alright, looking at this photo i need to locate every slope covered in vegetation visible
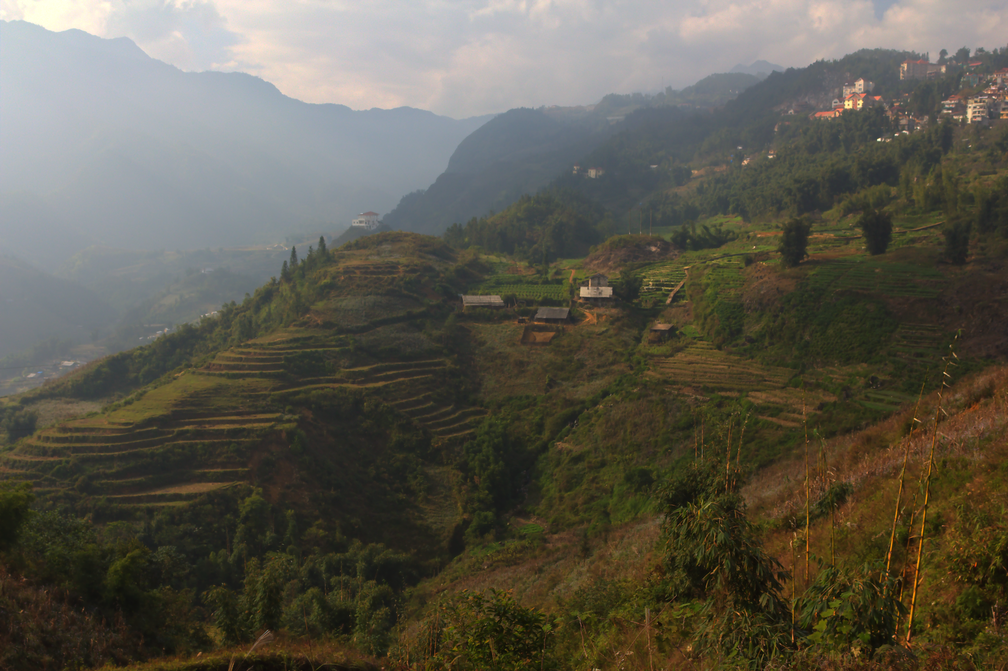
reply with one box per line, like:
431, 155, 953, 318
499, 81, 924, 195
3, 46, 1008, 671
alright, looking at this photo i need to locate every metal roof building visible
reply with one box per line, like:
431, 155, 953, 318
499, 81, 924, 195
534, 307, 570, 323
462, 295, 506, 309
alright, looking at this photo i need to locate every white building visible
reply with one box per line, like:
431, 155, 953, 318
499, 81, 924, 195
967, 98, 989, 124
351, 211, 381, 230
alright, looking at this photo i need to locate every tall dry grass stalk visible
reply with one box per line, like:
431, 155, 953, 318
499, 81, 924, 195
885, 379, 927, 586
804, 389, 810, 587
906, 338, 958, 645
228, 630, 275, 671
817, 434, 836, 568
790, 533, 797, 645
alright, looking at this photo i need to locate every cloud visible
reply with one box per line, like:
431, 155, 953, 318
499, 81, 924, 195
104, 0, 241, 71
4, 0, 1007, 117
2, 0, 240, 71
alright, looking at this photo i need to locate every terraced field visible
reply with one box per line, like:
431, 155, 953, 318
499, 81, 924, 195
808, 258, 944, 298
473, 275, 568, 301
891, 322, 946, 362
198, 329, 486, 441
649, 341, 793, 391
647, 340, 842, 427
1, 402, 278, 508
702, 257, 746, 297
2, 316, 486, 512
640, 263, 687, 300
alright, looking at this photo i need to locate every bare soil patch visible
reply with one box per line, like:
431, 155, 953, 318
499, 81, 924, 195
740, 262, 797, 313
584, 237, 678, 275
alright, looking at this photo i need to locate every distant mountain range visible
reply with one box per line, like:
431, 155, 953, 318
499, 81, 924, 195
0, 20, 492, 269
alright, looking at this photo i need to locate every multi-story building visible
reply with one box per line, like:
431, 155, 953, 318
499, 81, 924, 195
900, 59, 946, 80
966, 98, 989, 124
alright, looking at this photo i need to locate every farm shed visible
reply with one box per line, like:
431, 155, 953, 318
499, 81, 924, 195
534, 307, 570, 324
650, 323, 676, 342
462, 295, 505, 310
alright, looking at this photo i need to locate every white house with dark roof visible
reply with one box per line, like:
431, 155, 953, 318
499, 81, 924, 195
352, 212, 381, 230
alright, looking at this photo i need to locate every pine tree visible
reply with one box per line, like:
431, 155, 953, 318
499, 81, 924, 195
289, 246, 298, 268
281, 259, 290, 281
317, 235, 327, 256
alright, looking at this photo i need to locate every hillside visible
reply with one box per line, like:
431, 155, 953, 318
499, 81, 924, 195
0, 20, 491, 269
0, 255, 116, 360
383, 108, 616, 235
3, 188, 1008, 666
3, 45, 1008, 671
384, 68, 773, 237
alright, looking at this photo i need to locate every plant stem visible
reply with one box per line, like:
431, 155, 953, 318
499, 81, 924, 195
886, 379, 926, 585
907, 338, 957, 645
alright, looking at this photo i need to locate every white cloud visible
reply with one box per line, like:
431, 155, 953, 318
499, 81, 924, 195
4, 0, 1006, 117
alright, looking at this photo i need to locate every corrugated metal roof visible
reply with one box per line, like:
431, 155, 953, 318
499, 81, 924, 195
462, 295, 505, 307
535, 307, 570, 320
651, 323, 675, 331
580, 286, 613, 299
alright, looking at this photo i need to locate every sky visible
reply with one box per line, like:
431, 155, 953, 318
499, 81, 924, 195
2, 0, 1005, 118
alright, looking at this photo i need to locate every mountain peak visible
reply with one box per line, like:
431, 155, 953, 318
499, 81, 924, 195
729, 60, 786, 77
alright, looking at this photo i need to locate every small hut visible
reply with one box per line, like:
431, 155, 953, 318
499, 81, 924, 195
650, 323, 676, 343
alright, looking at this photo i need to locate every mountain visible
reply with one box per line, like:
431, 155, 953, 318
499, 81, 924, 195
383, 69, 771, 237
0, 255, 116, 360
383, 108, 617, 235
730, 59, 786, 77
0, 20, 492, 269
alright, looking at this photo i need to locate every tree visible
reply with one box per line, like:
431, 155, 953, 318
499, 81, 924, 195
2, 407, 38, 441
317, 234, 327, 256
289, 246, 298, 268
955, 47, 971, 64
944, 219, 971, 265
938, 48, 948, 64
778, 217, 812, 267
858, 209, 893, 255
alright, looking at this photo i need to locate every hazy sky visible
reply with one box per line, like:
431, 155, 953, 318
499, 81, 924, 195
2, 0, 1005, 117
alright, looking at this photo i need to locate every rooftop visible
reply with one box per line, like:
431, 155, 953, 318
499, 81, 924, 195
462, 295, 505, 308
535, 307, 570, 321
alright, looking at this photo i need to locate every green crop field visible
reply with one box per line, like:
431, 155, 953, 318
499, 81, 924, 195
472, 274, 568, 301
